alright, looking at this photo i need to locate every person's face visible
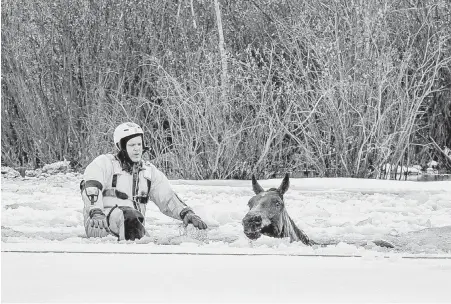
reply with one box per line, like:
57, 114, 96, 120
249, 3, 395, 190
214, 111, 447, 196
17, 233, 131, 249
126, 136, 143, 163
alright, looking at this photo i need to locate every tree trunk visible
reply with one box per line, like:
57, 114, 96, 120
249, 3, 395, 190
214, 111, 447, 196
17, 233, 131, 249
213, 0, 228, 102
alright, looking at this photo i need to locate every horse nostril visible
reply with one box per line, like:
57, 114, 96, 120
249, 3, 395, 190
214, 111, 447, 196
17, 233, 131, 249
243, 214, 263, 228
250, 215, 262, 226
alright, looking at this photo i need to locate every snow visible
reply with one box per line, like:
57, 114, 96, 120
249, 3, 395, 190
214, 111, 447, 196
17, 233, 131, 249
2, 173, 450, 255
1, 171, 451, 302
2, 252, 451, 303
428, 160, 439, 167
381, 163, 422, 174
0, 167, 20, 179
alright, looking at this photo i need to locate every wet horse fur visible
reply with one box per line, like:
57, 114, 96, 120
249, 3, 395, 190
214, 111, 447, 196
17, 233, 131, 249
242, 174, 394, 248
242, 173, 312, 245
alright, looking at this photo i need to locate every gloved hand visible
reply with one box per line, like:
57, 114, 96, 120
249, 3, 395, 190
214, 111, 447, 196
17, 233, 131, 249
86, 208, 110, 238
182, 211, 208, 230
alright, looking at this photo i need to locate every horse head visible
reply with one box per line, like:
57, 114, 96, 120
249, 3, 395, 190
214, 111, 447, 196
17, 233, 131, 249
242, 173, 311, 245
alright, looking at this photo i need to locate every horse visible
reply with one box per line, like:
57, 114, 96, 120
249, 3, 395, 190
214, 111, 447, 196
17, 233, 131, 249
242, 173, 394, 248
242, 173, 313, 245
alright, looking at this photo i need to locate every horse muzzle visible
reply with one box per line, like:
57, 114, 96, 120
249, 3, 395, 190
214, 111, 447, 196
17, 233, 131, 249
242, 213, 264, 240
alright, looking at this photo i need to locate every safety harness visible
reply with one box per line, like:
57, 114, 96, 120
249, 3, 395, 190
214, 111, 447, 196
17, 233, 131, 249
101, 163, 152, 210
98, 162, 152, 240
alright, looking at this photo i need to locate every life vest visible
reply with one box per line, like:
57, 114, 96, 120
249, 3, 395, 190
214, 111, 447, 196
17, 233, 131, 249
81, 153, 189, 221
82, 154, 151, 213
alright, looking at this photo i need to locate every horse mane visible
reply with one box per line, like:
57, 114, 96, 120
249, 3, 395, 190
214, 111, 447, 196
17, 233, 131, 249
265, 189, 310, 244
249, 178, 312, 246
278, 209, 311, 245
258, 189, 310, 244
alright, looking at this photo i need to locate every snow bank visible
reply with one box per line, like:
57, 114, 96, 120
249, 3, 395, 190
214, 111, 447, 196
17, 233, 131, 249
1, 160, 78, 180
2, 171, 451, 257
1, 166, 21, 178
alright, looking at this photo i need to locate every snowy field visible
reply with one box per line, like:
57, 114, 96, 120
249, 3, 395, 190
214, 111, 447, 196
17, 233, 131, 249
2, 172, 451, 302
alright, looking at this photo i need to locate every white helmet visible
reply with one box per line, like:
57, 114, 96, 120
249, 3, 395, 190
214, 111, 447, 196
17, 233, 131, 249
113, 122, 144, 150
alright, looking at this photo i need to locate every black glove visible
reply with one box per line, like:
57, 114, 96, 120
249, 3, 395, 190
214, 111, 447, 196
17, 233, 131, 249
182, 211, 208, 230
86, 208, 110, 238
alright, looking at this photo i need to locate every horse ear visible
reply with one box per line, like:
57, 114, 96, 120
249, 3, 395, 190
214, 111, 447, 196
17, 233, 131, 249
278, 173, 290, 195
252, 174, 264, 194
